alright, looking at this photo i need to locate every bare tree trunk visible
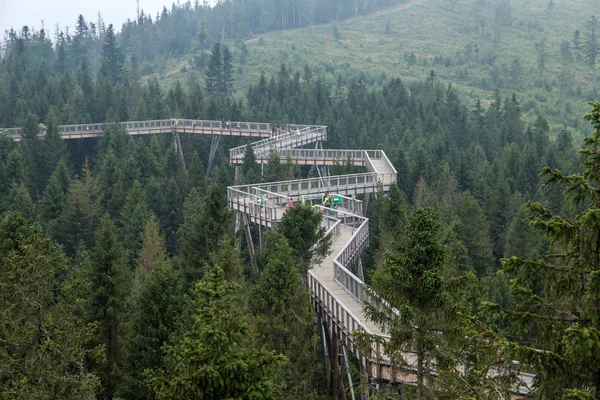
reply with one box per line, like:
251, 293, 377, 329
417, 337, 424, 400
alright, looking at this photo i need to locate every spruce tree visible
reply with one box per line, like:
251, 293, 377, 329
583, 16, 598, 90
205, 43, 222, 96
0, 213, 99, 399
241, 144, 260, 184
187, 150, 206, 194
119, 180, 149, 265
135, 213, 167, 289
364, 208, 468, 400
57, 162, 99, 255
120, 260, 185, 400
278, 203, 331, 280
251, 232, 321, 397
100, 24, 125, 84
147, 265, 285, 400
89, 214, 131, 399
494, 102, 600, 397
455, 191, 494, 275
263, 149, 284, 182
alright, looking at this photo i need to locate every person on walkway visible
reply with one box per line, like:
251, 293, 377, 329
322, 192, 330, 215
226, 120, 231, 130
192, 120, 196, 130
237, 121, 241, 130
285, 198, 293, 214
222, 119, 225, 128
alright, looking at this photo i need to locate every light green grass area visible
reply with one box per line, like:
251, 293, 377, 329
148, 0, 598, 135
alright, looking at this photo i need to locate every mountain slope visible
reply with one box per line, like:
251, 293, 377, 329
150, 0, 598, 133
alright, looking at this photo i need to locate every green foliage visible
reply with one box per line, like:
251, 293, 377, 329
178, 184, 231, 284
89, 214, 131, 399
241, 144, 260, 184
365, 208, 470, 399
263, 149, 284, 182
251, 232, 321, 396
135, 213, 167, 288
146, 264, 285, 400
120, 260, 185, 400
0, 213, 99, 399
100, 24, 125, 84
119, 180, 149, 265
205, 43, 234, 97
495, 102, 600, 397
455, 191, 494, 276
57, 161, 99, 255
278, 203, 332, 279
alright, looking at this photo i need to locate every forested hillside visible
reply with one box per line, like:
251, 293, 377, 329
2, 0, 600, 398
130, 0, 598, 133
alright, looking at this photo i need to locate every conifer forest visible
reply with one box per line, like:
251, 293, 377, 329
1, 0, 600, 399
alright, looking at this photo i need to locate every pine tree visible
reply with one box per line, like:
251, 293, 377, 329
456, 191, 494, 275
57, 161, 99, 255
89, 214, 131, 399
364, 208, 467, 400
100, 24, 125, 84
205, 43, 234, 97
119, 260, 185, 400
583, 16, 598, 90
178, 188, 207, 283
135, 213, 167, 289
0, 213, 99, 399
205, 43, 222, 96
221, 45, 234, 96
6, 183, 36, 221
119, 180, 149, 265
263, 149, 284, 182
147, 265, 285, 399
41, 158, 72, 235
573, 30, 581, 77
187, 150, 206, 194
250, 231, 321, 396
241, 145, 260, 184
278, 203, 332, 280
378, 182, 408, 254
494, 102, 600, 397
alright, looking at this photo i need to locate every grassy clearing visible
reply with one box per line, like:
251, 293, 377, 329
148, 0, 598, 136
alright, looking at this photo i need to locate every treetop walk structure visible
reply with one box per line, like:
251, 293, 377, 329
2, 118, 272, 141
4, 118, 533, 398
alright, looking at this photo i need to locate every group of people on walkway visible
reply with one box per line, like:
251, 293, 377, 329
222, 119, 242, 130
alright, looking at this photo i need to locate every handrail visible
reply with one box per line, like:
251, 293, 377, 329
6, 118, 272, 141
229, 126, 327, 160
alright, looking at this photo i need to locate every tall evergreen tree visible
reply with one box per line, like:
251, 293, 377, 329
119, 259, 185, 400
0, 213, 99, 399
278, 203, 331, 280
251, 231, 321, 397
119, 180, 149, 265
494, 102, 600, 397
584, 16, 598, 90
147, 265, 285, 399
57, 160, 99, 254
89, 214, 131, 399
364, 208, 467, 400
241, 144, 260, 184
205, 43, 222, 96
100, 24, 125, 84
135, 213, 167, 289
205, 43, 234, 97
